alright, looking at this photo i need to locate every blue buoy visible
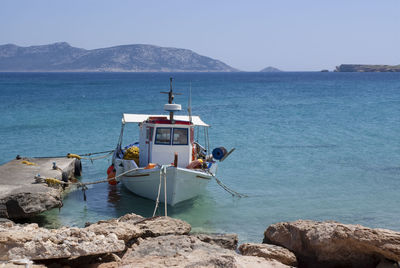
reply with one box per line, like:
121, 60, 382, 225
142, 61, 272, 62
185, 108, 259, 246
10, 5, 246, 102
212, 147, 227, 160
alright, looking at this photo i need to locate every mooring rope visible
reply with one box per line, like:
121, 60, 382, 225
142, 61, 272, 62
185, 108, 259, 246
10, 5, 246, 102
35, 166, 144, 201
67, 151, 114, 162
80, 150, 115, 156
213, 176, 248, 198
152, 167, 163, 217
163, 165, 168, 217
152, 165, 169, 217
30, 150, 115, 161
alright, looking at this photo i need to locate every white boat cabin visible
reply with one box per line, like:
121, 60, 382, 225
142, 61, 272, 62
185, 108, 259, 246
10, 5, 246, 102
122, 113, 209, 168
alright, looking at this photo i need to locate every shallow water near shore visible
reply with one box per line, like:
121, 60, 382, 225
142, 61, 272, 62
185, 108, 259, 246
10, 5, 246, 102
1, 72, 400, 242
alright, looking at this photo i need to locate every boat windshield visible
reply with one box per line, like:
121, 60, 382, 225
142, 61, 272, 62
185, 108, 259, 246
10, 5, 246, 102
155, 128, 171, 145
154, 127, 189, 146
173, 128, 188, 145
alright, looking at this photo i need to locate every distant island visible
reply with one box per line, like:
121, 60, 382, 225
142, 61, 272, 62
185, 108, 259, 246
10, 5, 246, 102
260, 66, 282, 72
0, 42, 238, 72
335, 64, 400, 72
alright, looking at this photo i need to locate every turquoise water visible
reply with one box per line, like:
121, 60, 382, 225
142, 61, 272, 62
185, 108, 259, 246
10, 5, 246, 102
1, 72, 399, 242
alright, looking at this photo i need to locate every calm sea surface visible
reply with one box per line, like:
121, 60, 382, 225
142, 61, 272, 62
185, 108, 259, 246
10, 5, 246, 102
1, 72, 399, 242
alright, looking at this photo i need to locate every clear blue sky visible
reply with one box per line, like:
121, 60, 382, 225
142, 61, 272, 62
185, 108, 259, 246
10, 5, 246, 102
1, 0, 400, 71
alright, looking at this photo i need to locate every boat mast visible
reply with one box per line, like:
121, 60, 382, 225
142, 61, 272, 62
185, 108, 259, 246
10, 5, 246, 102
168, 77, 174, 121
161, 77, 182, 122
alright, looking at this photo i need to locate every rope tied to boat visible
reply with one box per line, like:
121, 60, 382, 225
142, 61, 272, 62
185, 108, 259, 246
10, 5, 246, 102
34, 166, 143, 200
153, 165, 169, 217
75, 166, 149, 200
67, 150, 114, 163
28, 149, 115, 163
212, 175, 248, 198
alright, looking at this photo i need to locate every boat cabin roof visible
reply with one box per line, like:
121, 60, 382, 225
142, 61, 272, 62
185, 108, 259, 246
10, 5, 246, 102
123, 113, 210, 127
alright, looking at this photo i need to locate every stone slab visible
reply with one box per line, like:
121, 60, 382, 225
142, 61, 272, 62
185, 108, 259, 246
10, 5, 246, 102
0, 157, 77, 219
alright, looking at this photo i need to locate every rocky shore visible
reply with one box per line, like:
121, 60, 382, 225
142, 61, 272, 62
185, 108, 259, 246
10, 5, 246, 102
1, 214, 399, 268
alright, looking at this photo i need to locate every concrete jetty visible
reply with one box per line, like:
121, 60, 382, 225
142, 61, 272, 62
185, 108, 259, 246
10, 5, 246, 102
0, 157, 80, 219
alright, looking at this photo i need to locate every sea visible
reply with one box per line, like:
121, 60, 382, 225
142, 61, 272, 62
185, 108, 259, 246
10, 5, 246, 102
0, 72, 399, 243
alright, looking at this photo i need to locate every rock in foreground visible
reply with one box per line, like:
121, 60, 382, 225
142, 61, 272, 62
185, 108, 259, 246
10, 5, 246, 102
264, 220, 400, 268
119, 235, 289, 268
0, 214, 190, 262
239, 243, 298, 266
0, 214, 290, 268
0, 220, 125, 261
5, 215, 400, 267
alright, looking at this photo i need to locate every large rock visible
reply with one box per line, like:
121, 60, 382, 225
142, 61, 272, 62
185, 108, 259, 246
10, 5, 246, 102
120, 234, 290, 268
239, 243, 298, 266
264, 220, 400, 267
0, 157, 77, 219
0, 188, 62, 219
0, 214, 191, 262
0, 221, 125, 261
86, 215, 191, 243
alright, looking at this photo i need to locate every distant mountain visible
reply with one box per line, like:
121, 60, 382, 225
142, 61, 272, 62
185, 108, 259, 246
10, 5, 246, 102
0, 42, 238, 72
335, 64, 400, 72
259, 66, 282, 72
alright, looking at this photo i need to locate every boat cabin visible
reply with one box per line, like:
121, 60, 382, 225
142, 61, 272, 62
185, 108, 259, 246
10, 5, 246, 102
122, 113, 209, 168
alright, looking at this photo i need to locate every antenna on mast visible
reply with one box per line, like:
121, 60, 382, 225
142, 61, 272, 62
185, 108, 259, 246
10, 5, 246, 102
168, 77, 174, 104
160, 77, 175, 103
188, 81, 193, 124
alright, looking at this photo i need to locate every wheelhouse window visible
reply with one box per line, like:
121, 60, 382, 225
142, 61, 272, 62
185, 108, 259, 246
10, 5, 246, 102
173, 128, 188, 145
155, 128, 171, 145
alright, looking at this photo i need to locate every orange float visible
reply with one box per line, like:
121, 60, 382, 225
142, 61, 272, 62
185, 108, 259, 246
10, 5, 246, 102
107, 164, 117, 185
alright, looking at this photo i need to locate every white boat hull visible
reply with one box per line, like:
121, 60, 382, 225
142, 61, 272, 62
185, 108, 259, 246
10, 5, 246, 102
115, 160, 212, 205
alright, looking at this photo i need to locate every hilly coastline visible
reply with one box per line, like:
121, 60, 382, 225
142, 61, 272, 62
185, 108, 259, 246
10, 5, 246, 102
0, 42, 238, 72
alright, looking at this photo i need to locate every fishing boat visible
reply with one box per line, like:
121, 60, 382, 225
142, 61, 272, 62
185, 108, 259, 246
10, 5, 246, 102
109, 78, 232, 205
